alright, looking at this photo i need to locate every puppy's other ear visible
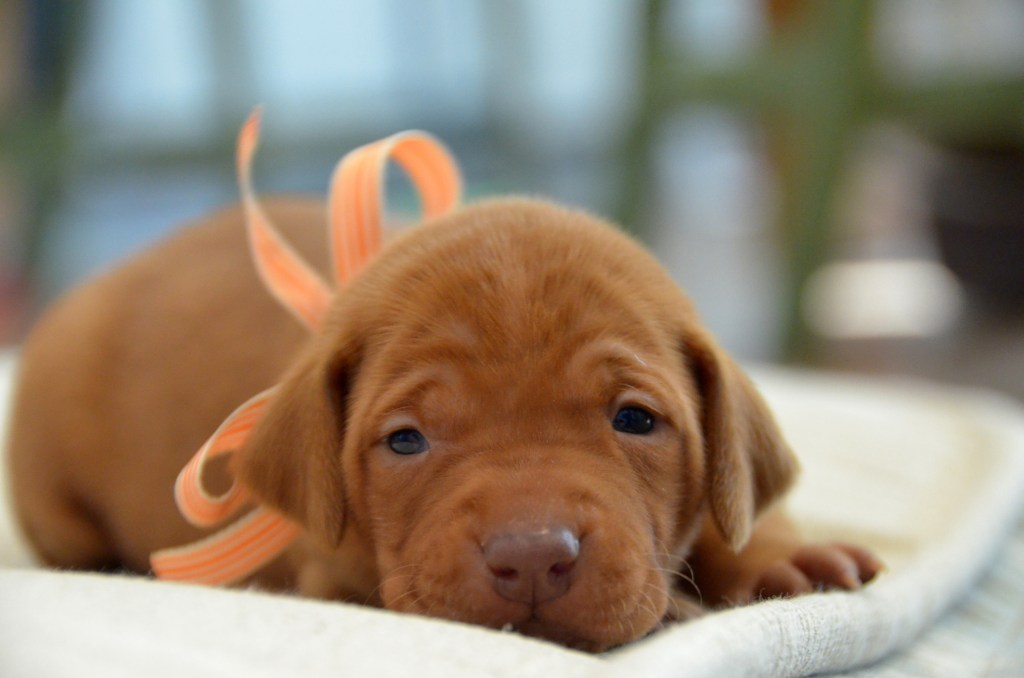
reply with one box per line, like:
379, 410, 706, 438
684, 328, 799, 552
234, 343, 349, 547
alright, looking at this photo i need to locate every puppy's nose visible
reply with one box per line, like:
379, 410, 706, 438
483, 526, 580, 605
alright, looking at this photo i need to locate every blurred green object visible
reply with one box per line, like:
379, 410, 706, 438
0, 0, 83, 296
620, 0, 1024, 362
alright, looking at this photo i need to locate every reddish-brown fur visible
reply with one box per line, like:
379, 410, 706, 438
8, 197, 878, 651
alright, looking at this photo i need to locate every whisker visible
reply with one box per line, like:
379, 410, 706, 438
650, 557, 703, 607
376, 565, 428, 614
636, 584, 662, 623
373, 562, 420, 596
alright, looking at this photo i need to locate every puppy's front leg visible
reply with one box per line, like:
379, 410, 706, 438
687, 508, 882, 607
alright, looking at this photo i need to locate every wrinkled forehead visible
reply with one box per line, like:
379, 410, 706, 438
337, 200, 693, 342
351, 296, 691, 439
363, 241, 680, 373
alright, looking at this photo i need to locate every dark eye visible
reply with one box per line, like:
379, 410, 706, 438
387, 428, 430, 455
612, 407, 655, 435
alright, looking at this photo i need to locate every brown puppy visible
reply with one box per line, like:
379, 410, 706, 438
8, 197, 878, 651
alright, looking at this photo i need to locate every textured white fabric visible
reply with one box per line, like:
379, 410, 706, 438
2, 355, 1024, 677
0, 569, 601, 678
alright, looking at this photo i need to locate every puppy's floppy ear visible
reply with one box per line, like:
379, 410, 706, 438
233, 342, 350, 548
683, 327, 799, 552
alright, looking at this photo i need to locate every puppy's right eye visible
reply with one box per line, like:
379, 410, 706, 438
387, 428, 430, 455
612, 406, 655, 435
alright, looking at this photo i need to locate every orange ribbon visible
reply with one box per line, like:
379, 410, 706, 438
150, 109, 462, 585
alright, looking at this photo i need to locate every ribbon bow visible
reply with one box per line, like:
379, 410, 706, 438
150, 109, 461, 585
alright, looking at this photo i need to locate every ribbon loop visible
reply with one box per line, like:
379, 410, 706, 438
172, 387, 277, 528
328, 131, 462, 285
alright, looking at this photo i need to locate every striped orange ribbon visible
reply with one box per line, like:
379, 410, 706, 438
150, 108, 462, 585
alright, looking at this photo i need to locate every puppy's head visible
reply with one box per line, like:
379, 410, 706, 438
237, 198, 797, 651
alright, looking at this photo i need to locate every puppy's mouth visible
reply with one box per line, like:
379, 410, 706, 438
389, 571, 666, 652
492, 602, 663, 653
500, 612, 604, 652
388, 569, 657, 652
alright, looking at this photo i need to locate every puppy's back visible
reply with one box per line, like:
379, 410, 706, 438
8, 198, 327, 570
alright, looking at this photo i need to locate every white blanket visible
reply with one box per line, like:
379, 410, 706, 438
3, 355, 1024, 677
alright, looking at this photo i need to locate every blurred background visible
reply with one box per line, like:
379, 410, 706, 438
1, 0, 1023, 397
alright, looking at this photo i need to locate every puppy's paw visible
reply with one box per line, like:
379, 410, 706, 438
751, 543, 883, 600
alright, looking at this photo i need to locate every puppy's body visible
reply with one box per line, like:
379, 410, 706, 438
10, 199, 325, 575
9, 198, 876, 650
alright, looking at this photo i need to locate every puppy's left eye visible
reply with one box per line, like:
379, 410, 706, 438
612, 407, 655, 435
387, 428, 430, 455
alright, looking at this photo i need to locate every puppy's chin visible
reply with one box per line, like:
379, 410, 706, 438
506, 597, 667, 653
379, 543, 670, 652
385, 581, 667, 652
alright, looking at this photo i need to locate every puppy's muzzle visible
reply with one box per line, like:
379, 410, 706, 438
482, 526, 580, 605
